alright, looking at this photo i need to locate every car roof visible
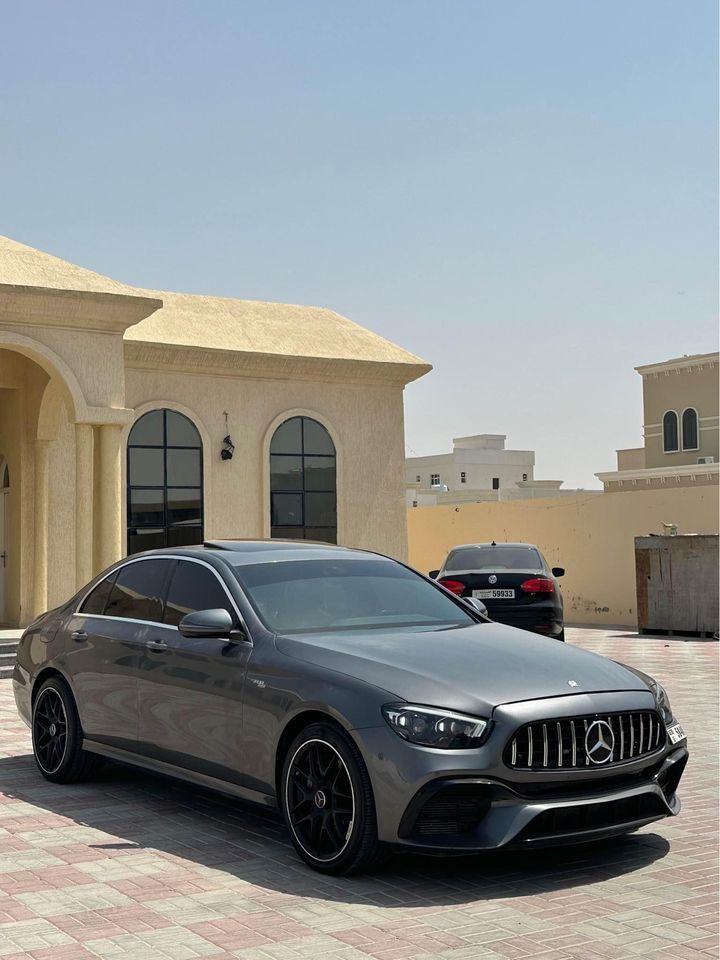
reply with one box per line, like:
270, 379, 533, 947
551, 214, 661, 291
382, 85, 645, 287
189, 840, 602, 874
449, 542, 541, 551
134, 539, 390, 567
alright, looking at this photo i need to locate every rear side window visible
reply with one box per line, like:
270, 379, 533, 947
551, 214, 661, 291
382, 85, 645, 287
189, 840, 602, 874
79, 573, 117, 615
104, 560, 170, 622
445, 545, 543, 571
163, 560, 235, 627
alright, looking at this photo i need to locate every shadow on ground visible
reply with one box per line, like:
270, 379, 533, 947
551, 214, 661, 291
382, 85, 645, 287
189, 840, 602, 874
0, 753, 670, 906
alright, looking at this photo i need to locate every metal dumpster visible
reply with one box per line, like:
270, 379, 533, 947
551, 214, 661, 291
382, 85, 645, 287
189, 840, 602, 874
635, 534, 719, 637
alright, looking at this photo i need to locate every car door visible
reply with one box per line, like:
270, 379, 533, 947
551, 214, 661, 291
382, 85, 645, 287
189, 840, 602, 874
66, 558, 174, 752
137, 557, 251, 784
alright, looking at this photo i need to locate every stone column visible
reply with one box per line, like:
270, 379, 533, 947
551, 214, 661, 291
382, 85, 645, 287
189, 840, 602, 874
97, 423, 123, 571
32, 439, 50, 618
75, 423, 94, 588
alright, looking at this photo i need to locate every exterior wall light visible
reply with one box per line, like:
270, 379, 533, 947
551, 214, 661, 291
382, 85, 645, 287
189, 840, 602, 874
221, 411, 235, 460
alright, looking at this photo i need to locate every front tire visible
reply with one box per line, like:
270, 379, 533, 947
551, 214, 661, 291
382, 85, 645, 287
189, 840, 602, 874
280, 721, 385, 875
32, 677, 98, 783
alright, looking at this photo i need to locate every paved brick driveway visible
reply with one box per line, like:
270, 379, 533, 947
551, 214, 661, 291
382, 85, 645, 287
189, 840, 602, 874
0, 628, 717, 960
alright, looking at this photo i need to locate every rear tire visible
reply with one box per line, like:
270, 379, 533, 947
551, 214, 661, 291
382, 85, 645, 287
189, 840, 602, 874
32, 677, 98, 783
280, 721, 386, 875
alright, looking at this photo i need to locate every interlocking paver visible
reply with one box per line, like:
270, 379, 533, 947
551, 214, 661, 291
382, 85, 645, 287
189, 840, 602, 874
0, 628, 717, 959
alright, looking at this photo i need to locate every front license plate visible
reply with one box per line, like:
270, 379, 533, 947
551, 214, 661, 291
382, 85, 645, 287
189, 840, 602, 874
666, 723, 685, 745
473, 589, 515, 600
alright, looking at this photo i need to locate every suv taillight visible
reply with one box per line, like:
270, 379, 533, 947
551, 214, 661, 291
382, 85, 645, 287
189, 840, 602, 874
438, 578, 465, 595
520, 577, 555, 594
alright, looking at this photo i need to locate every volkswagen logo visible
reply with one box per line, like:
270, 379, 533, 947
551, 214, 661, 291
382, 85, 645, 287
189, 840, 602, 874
585, 720, 615, 765
488, 574, 498, 585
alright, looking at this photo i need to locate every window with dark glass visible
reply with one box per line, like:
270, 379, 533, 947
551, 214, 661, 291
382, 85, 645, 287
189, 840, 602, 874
163, 560, 235, 627
492, 477, 500, 490
79, 573, 118, 615
270, 416, 336, 543
127, 409, 203, 554
663, 411, 679, 452
104, 560, 170, 622
682, 408, 698, 450
460, 471, 466, 484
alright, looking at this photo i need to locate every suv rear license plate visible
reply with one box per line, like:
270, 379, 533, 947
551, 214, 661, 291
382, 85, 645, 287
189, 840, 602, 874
473, 589, 515, 600
666, 723, 685, 745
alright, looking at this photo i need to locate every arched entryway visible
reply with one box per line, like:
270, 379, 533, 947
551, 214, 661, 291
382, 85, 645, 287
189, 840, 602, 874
0, 460, 9, 624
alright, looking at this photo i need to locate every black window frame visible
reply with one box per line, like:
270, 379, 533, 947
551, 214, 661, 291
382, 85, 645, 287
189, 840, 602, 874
681, 408, 699, 451
492, 477, 500, 490
127, 409, 204, 555
663, 411, 679, 453
270, 416, 337, 544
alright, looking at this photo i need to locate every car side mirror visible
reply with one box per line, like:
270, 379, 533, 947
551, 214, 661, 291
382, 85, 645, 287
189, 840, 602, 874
551, 567, 565, 578
428, 570, 440, 579
178, 608, 245, 641
464, 597, 488, 617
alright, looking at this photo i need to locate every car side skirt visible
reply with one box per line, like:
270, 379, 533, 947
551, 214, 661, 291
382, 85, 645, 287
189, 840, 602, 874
82, 739, 278, 809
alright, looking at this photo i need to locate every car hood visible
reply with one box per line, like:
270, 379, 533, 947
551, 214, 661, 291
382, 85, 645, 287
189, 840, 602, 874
276, 622, 649, 716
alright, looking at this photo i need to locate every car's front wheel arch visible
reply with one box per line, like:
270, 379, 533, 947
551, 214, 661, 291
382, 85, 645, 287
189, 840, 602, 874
275, 710, 351, 801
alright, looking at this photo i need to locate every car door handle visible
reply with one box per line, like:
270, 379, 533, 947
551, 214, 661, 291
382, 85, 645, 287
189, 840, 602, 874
71, 630, 88, 642
146, 640, 168, 652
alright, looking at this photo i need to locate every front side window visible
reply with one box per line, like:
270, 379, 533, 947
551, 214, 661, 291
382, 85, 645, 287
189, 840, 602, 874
270, 416, 337, 543
663, 411, 679, 453
682, 408, 698, 450
127, 409, 204, 554
105, 559, 170, 622
234, 558, 474, 633
164, 560, 235, 627
445, 545, 543, 572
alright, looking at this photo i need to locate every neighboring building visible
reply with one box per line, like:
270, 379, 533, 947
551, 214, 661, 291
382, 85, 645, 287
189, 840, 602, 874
405, 434, 589, 506
596, 352, 719, 492
0, 235, 430, 626
406, 434, 535, 492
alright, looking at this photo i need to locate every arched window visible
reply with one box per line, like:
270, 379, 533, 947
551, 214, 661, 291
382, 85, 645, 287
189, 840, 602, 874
127, 409, 203, 555
682, 408, 698, 451
270, 416, 337, 543
662, 411, 679, 453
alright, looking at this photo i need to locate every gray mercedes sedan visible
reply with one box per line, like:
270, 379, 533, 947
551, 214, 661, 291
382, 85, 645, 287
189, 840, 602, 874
13, 541, 688, 875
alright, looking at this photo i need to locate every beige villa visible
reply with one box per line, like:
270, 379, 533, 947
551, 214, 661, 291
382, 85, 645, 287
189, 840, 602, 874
596, 352, 719, 492
0, 235, 430, 627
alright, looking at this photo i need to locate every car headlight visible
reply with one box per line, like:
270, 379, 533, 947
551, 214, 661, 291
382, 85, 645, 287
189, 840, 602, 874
651, 681, 673, 723
382, 704, 488, 749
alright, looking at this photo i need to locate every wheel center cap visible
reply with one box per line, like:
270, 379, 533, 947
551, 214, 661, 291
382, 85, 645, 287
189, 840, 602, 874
314, 790, 326, 809
49, 723, 57, 736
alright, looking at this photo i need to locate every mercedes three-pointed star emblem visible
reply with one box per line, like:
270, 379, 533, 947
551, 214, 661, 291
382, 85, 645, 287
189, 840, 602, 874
585, 720, 615, 765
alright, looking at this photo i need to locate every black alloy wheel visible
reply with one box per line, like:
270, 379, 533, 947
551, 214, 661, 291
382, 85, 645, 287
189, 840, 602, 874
286, 738, 354, 861
281, 722, 385, 875
31, 677, 98, 783
33, 687, 67, 774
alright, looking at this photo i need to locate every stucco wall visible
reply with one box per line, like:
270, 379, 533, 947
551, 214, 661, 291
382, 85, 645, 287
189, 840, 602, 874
124, 367, 409, 562
407, 487, 720, 627
643, 362, 719, 467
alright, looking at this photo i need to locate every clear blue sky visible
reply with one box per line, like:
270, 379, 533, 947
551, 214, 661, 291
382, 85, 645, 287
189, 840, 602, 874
1, 1, 717, 487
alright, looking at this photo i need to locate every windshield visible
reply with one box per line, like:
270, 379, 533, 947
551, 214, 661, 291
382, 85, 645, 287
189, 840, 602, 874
233, 558, 476, 633
445, 545, 543, 571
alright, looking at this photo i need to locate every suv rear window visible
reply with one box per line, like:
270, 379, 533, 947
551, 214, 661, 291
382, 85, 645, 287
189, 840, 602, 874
445, 545, 543, 571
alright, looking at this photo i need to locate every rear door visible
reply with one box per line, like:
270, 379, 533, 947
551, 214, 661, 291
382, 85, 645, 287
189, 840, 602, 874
137, 558, 251, 784
67, 558, 174, 752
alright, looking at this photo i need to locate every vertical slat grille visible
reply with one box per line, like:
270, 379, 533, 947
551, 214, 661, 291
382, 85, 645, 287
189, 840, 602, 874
506, 711, 665, 770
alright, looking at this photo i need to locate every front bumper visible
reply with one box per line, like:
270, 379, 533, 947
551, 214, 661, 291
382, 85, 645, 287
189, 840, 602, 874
355, 691, 688, 852
395, 748, 687, 851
